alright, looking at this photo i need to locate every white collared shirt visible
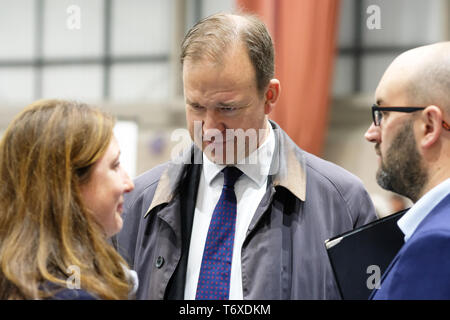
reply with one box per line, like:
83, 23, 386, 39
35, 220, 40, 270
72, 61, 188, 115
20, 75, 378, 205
184, 121, 275, 300
397, 178, 450, 242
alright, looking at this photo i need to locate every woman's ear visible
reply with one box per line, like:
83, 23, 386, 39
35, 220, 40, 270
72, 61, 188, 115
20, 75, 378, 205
264, 79, 280, 115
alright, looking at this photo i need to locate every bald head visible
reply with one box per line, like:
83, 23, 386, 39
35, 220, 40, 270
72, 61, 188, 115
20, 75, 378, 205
378, 42, 450, 113
369, 42, 450, 199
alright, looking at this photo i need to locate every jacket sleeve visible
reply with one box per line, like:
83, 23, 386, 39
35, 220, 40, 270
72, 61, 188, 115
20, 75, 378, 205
320, 164, 378, 229
383, 230, 450, 299
345, 179, 378, 228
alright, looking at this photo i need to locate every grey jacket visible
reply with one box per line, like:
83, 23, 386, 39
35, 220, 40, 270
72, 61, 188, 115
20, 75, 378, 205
116, 121, 377, 299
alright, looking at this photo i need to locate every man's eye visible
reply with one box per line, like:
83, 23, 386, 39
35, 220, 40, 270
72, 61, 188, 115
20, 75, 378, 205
191, 104, 204, 111
220, 107, 236, 112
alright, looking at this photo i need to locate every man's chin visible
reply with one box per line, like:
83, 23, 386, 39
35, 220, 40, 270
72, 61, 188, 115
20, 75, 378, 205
376, 169, 394, 192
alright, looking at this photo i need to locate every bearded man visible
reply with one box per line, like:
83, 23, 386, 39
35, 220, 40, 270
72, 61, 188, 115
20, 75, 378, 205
365, 42, 450, 299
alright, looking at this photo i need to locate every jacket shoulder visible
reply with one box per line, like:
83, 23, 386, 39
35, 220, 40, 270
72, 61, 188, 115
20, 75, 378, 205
49, 288, 97, 300
379, 228, 450, 299
302, 150, 376, 225
42, 282, 98, 300
303, 151, 368, 195
374, 196, 450, 299
124, 162, 169, 210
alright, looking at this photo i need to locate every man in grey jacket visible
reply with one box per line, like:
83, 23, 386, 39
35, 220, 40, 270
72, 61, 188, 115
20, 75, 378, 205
116, 12, 376, 300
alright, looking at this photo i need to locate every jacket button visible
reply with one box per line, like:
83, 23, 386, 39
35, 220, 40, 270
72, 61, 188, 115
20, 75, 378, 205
156, 256, 164, 268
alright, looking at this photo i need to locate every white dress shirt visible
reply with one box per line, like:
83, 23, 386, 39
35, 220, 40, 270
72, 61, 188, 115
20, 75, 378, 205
184, 122, 275, 300
397, 178, 450, 242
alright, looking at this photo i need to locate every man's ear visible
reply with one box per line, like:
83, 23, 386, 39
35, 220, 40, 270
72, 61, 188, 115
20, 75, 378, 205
264, 79, 280, 115
420, 105, 443, 149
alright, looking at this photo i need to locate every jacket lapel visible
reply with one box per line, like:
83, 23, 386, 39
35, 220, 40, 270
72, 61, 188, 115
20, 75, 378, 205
369, 247, 403, 299
246, 121, 307, 235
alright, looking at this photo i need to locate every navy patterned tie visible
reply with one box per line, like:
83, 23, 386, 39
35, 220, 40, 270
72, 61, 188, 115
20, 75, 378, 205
196, 166, 243, 300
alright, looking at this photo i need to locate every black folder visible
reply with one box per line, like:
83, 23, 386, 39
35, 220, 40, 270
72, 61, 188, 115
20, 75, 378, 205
325, 209, 408, 300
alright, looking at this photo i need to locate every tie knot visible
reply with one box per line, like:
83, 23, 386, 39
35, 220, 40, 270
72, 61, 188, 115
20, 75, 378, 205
222, 166, 242, 188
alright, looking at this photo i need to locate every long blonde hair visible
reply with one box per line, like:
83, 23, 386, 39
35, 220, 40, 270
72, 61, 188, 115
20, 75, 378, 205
0, 99, 130, 299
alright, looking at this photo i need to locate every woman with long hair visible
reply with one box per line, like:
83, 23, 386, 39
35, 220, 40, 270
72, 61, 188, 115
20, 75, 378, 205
0, 99, 135, 299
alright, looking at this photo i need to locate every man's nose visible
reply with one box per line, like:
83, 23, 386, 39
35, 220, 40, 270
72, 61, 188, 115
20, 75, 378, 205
364, 123, 381, 144
203, 109, 225, 133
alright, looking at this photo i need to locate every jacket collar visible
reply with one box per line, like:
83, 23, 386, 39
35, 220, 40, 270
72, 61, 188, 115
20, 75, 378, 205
269, 120, 307, 201
145, 120, 307, 217
144, 146, 201, 217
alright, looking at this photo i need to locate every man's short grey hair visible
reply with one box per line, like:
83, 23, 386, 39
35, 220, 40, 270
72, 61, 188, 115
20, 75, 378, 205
181, 12, 275, 95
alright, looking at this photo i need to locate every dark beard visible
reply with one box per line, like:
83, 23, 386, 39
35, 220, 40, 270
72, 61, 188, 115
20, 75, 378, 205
376, 120, 428, 202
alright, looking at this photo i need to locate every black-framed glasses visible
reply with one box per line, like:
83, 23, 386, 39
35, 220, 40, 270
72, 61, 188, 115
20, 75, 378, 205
371, 104, 450, 131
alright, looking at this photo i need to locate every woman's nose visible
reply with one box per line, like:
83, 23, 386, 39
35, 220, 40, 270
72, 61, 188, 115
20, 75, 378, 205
123, 170, 135, 193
